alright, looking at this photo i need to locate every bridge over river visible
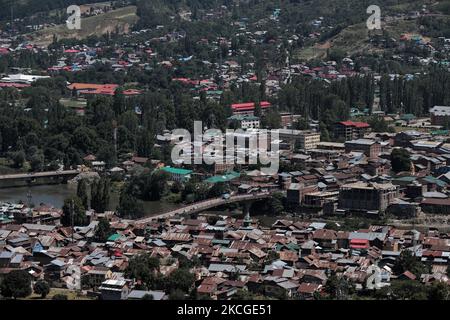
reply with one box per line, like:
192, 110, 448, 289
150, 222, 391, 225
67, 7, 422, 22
133, 192, 276, 224
0, 170, 80, 188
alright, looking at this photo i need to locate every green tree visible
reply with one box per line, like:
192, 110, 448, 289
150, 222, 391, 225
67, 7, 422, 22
125, 253, 160, 287
427, 282, 450, 300
231, 289, 255, 300
324, 273, 355, 300
0, 270, 32, 299
141, 293, 154, 300
393, 250, 429, 278
377, 280, 428, 300
168, 289, 186, 300
165, 269, 195, 294
91, 178, 110, 213
77, 179, 89, 209
61, 197, 88, 227
10, 150, 26, 168
391, 148, 411, 173
94, 218, 113, 242
33, 280, 50, 298
29, 150, 44, 172
117, 191, 144, 219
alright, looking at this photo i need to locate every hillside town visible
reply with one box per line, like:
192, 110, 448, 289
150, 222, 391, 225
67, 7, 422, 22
0, 0, 450, 301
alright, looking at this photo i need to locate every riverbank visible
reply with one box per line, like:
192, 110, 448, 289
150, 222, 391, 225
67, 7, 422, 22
0, 184, 181, 217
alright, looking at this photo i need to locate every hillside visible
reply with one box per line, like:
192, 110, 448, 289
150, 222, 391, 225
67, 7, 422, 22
0, 0, 96, 20
296, 0, 448, 61
25, 5, 139, 47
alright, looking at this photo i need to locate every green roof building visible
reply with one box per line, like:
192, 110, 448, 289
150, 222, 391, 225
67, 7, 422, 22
162, 167, 193, 182
107, 234, 121, 242
206, 171, 241, 184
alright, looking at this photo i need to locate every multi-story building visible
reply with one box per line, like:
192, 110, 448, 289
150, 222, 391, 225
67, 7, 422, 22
227, 115, 260, 129
345, 139, 381, 158
430, 105, 450, 126
280, 113, 302, 128
338, 182, 399, 212
99, 279, 130, 300
231, 101, 271, 116
161, 167, 193, 182
334, 121, 370, 141
287, 183, 318, 205
278, 129, 321, 150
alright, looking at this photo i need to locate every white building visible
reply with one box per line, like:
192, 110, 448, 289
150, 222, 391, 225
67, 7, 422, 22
1, 74, 50, 84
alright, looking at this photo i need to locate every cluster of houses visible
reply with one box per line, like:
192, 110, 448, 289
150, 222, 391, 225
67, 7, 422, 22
0, 211, 449, 300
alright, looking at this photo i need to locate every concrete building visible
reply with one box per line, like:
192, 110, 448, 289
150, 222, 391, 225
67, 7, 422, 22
334, 121, 370, 141
303, 191, 339, 208
339, 182, 399, 212
287, 183, 318, 205
345, 139, 381, 158
161, 167, 192, 182
228, 115, 260, 129
430, 106, 450, 126
279, 129, 321, 150
231, 101, 271, 116
99, 279, 130, 300
1, 74, 50, 84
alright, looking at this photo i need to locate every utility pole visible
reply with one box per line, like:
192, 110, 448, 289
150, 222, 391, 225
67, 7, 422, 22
10, 0, 14, 34
71, 199, 75, 243
113, 120, 118, 160
27, 186, 32, 219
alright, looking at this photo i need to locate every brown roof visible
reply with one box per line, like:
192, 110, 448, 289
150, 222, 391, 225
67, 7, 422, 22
298, 282, 322, 294
279, 251, 299, 262
83, 154, 96, 161
421, 198, 450, 206
161, 233, 191, 242
313, 229, 337, 240
197, 284, 216, 294
400, 271, 417, 280
132, 156, 149, 164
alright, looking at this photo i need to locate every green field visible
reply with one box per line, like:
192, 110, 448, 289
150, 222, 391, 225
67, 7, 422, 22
26, 6, 139, 47
25, 288, 95, 300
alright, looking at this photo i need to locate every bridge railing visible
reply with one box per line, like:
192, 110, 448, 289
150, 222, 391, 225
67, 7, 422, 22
135, 192, 274, 223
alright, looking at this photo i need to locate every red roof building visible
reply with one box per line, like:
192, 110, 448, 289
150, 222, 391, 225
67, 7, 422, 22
349, 239, 370, 249
335, 121, 370, 141
0, 82, 31, 89
231, 101, 272, 115
68, 83, 142, 97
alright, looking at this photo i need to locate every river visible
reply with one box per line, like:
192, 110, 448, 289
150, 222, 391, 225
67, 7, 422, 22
0, 185, 180, 217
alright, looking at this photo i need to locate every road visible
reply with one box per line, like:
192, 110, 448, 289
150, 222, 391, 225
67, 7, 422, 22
133, 192, 276, 224
0, 170, 79, 181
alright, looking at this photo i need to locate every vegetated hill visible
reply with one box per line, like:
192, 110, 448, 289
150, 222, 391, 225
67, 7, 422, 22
296, 0, 447, 61
0, 0, 97, 21
25, 6, 139, 47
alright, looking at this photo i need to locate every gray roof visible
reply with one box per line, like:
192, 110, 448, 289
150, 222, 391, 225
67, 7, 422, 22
349, 232, 386, 241
309, 222, 326, 230
10, 254, 23, 264
277, 280, 299, 290
23, 224, 56, 232
208, 264, 246, 273
0, 251, 13, 259
50, 259, 66, 267
128, 290, 166, 300
430, 105, 450, 116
